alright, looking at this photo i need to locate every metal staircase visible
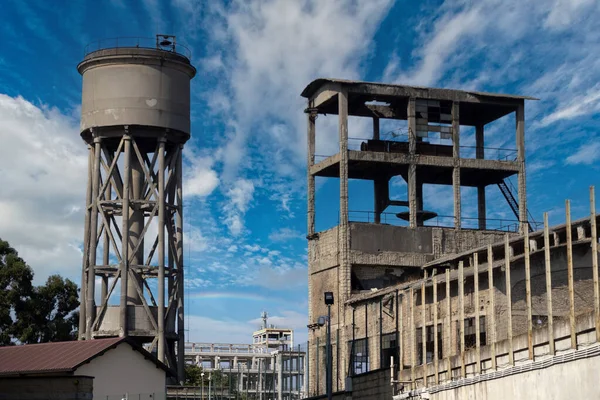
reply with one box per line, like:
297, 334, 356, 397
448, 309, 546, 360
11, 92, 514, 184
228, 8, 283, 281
497, 179, 536, 232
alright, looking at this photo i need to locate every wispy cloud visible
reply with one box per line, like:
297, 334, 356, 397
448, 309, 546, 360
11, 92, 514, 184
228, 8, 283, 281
199, 0, 393, 233
565, 141, 600, 166
539, 86, 600, 127
222, 179, 255, 235
269, 227, 304, 242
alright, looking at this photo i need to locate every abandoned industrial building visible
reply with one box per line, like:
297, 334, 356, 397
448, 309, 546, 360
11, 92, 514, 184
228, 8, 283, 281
169, 313, 306, 399
0, 29, 597, 400
302, 79, 600, 399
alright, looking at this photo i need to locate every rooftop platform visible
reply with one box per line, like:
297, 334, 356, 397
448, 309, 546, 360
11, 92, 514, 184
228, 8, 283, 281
301, 78, 537, 126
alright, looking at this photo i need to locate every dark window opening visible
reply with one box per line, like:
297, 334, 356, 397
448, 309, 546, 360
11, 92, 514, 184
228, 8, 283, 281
533, 315, 549, 329
348, 338, 369, 376
381, 333, 399, 368
460, 316, 486, 350
416, 324, 443, 365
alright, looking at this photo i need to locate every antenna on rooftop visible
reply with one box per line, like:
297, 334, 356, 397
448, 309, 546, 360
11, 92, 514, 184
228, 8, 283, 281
261, 311, 268, 329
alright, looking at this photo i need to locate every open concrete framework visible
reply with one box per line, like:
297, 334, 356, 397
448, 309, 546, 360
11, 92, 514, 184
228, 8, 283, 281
301, 79, 599, 399
176, 319, 306, 400
303, 79, 537, 396
77, 38, 196, 384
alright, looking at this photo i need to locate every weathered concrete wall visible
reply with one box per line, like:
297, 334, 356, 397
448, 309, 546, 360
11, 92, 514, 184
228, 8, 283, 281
435, 229, 508, 255
309, 239, 597, 396
0, 376, 93, 400
425, 349, 600, 400
309, 227, 339, 273
350, 224, 433, 254
315, 224, 513, 270
351, 369, 393, 400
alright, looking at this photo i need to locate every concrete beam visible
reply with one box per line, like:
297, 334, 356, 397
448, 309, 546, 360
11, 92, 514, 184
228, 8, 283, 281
309, 82, 341, 109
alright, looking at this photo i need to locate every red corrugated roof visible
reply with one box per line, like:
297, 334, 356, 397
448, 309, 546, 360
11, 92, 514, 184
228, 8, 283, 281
0, 337, 125, 376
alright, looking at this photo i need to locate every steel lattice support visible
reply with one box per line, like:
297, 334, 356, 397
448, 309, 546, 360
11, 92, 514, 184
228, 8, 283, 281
78, 128, 185, 382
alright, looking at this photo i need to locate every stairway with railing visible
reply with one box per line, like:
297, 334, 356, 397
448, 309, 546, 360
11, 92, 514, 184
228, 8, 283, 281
497, 179, 537, 232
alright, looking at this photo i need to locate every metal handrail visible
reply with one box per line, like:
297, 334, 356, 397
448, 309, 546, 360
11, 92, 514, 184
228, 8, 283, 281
83, 36, 192, 59
347, 210, 533, 232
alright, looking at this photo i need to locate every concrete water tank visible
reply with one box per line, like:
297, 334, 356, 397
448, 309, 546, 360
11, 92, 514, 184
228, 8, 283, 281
77, 42, 196, 141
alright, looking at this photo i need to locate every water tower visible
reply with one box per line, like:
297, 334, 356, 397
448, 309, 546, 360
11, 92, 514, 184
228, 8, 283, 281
77, 35, 196, 383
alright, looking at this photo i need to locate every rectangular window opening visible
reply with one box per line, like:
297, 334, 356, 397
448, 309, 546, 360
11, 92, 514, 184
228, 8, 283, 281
416, 324, 443, 365
348, 338, 369, 376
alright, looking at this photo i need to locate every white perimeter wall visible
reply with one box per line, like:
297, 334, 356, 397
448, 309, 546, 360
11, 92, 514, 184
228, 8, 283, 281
76, 342, 166, 399
429, 353, 600, 400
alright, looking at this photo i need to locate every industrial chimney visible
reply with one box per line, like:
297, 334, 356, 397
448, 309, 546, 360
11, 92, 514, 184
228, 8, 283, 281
77, 35, 196, 383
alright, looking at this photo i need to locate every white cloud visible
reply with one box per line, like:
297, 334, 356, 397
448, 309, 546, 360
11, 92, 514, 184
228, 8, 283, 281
538, 87, 600, 127
565, 141, 600, 165
223, 179, 255, 235
236, 264, 307, 289
243, 244, 261, 252
204, 0, 393, 173
184, 225, 211, 253
269, 227, 303, 242
183, 148, 219, 198
544, 0, 597, 30
0, 94, 86, 283
197, 0, 395, 233
391, 6, 484, 86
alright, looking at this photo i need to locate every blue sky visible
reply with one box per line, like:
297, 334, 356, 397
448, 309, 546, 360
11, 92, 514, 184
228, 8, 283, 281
0, 0, 599, 345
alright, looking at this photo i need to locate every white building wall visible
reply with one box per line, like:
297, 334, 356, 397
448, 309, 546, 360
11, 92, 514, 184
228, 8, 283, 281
76, 343, 166, 400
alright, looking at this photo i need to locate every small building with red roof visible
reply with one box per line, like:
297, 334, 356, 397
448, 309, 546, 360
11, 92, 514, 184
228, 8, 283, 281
0, 337, 170, 400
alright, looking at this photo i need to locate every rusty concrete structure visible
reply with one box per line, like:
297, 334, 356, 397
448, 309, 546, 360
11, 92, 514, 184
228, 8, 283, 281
301, 79, 600, 399
77, 35, 196, 383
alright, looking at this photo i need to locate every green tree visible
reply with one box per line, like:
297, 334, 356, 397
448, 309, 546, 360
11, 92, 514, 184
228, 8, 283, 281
0, 239, 34, 345
14, 275, 79, 343
0, 238, 79, 344
184, 364, 204, 386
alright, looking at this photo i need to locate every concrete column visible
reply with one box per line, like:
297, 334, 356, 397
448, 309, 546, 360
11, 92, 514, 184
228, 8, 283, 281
516, 102, 527, 234
307, 109, 316, 237
277, 353, 283, 400
79, 145, 92, 339
86, 137, 102, 339
408, 98, 418, 228
157, 136, 166, 363
476, 125, 486, 230
374, 179, 385, 224
258, 359, 263, 400
416, 182, 423, 211
338, 89, 351, 394
339, 88, 350, 300
128, 144, 144, 305
176, 145, 185, 384
303, 354, 308, 398
452, 102, 461, 229
101, 183, 110, 303
374, 115, 383, 223
408, 98, 416, 155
